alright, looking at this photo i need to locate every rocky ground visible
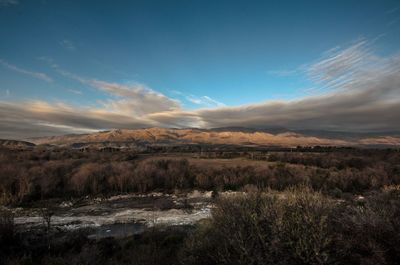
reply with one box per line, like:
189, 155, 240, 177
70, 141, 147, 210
9, 191, 215, 238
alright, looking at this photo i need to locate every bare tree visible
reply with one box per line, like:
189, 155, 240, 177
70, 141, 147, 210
40, 206, 54, 249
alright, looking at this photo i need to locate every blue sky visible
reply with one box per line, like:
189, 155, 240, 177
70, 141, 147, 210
0, 0, 400, 138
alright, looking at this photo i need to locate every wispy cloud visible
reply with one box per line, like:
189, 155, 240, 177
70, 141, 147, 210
186, 95, 225, 107
38, 57, 89, 83
170, 90, 183, 95
386, 6, 400, 26
91, 80, 181, 115
386, 6, 399, 14
0, 59, 53, 82
0, 0, 18, 6
1, 89, 10, 97
67, 89, 82, 95
59, 39, 76, 51
39, 57, 182, 116
305, 39, 372, 91
388, 17, 400, 27
267, 69, 298, 77
171, 89, 225, 108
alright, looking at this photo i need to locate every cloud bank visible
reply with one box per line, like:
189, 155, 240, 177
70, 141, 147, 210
1, 39, 399, 139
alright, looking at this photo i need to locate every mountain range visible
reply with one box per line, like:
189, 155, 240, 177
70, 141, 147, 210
21, 127, 400, 148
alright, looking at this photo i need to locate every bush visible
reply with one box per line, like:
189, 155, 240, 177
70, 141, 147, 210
276, 187, 334, 265
332, 185, 400, 264
0, 208, 14, 243
0, 208, 16, 261
181, 187, 336, 265
181, 185, 400, 265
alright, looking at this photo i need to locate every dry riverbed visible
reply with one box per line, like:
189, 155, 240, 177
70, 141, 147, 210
7, 191, 217, 238
5, 190, 360, 239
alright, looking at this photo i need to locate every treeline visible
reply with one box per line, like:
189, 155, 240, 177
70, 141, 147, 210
0, 148, 400, 204
266, 149, 400, 170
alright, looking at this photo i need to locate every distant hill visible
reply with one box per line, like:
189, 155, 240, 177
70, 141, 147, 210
0, 139, 36, 149
28, 128, 400, 148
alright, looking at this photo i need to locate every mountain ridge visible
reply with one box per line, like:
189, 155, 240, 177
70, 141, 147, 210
27, 127, 400, 147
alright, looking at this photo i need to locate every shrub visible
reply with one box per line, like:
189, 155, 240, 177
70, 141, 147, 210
182, 184, 400, 265
181, 186, 336, 265
332, 185, 400, 264
276, 187, 334, 265
0, 208, 16, 260
0, 208, 14, 243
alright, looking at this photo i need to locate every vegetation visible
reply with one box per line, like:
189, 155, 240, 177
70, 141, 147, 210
181, 186, 400, 265
1, 147, 400, 264
0, 224, 189, 265
0, 148, 399, 205
1, 186, 400, 264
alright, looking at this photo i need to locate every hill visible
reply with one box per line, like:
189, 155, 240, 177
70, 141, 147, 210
0, 139, 36, 149
28, 128, 400, 148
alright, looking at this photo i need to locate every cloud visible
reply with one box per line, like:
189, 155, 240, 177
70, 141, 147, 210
170, 90, 183, 95
89, 80, 181, 115
171, 89, 225, 108
1, 89, 10, 98
305, 39, 371, 91
386, 6, 399, 14
0, 59, 183, 138
0, 100, 155, 139
0, 0, 18, 6
67, 89, 82, 95
40, 59, 181, 116
186, 95, 225, 107
194, 40, 400, 132
388, 17, 400, 27
267, 69, 298, 77
0, 59, 53, 82
59, 39, 76, 51
1, 39, 399, 139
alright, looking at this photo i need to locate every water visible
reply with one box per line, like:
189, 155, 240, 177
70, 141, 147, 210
88, 222, 146, 239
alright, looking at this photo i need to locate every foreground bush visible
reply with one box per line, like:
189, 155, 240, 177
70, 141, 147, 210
181, 186, 400, 265
180, 187, 335, 265
332, 185, 400, 264
1, 226, 188, 265
0, 209, 16, 256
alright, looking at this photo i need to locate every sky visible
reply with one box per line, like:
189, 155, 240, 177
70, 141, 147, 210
0, 0, 400, 139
